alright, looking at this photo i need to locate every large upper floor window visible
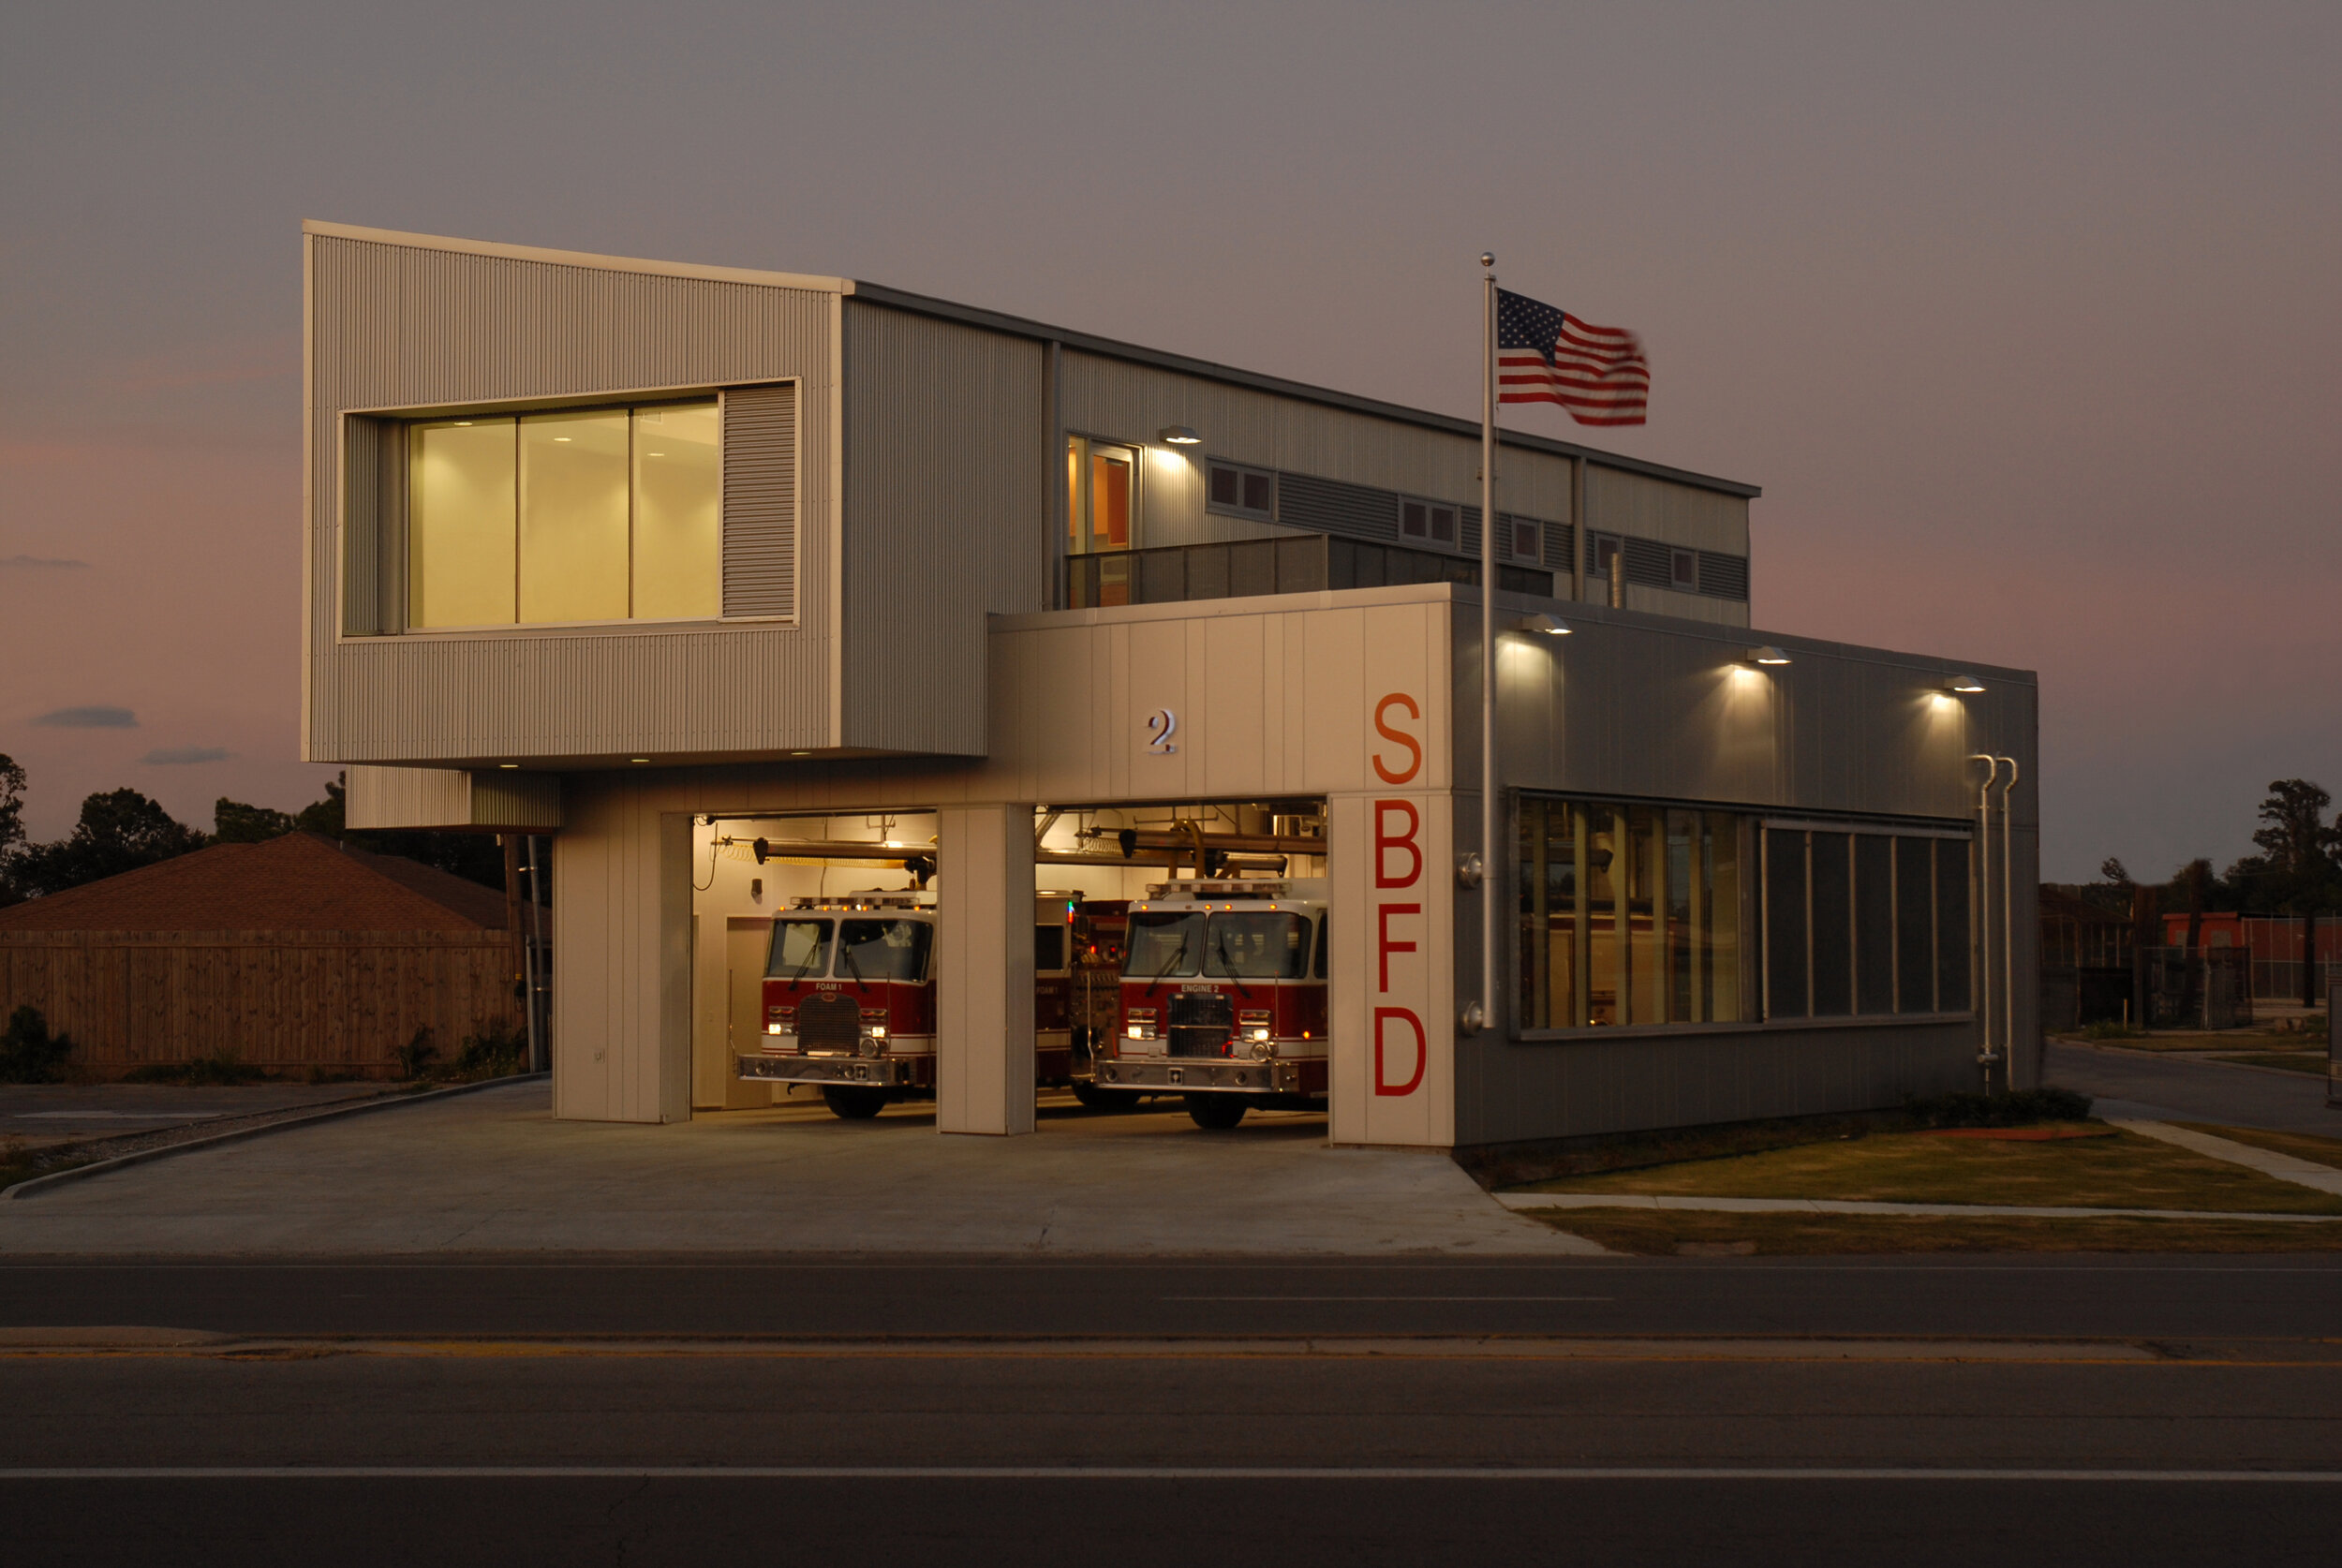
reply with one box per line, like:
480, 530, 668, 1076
408, 400, 719, 629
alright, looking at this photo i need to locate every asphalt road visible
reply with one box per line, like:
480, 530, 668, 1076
5, 1255, 2340, 1565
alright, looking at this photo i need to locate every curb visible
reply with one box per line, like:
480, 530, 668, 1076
4, 1072, 549, 1203
2052, 1040, 2335, 1085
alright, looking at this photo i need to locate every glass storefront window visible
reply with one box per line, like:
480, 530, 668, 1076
1519, 798, 1744, 1028
407, 398, 720, 629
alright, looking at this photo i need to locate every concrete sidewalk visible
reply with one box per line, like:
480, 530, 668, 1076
0, 1080, 1599, 1257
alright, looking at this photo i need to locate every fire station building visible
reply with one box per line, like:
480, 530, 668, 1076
305, 220, 2039, 1152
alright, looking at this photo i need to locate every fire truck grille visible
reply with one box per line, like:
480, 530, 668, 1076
1165, 992, 1234, 1058
794, 992, 861, 1055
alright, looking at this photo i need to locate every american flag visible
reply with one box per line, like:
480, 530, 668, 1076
1496, 288, 1649, 426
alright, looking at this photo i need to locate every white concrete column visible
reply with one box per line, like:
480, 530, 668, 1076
935, 803, 1036, 1135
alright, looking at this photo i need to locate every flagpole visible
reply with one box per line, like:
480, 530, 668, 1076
1477, 253, 1499, 1041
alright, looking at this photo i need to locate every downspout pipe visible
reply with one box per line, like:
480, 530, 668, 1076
1995, 756, 2020, 1093
1968, 755, 2004, 1086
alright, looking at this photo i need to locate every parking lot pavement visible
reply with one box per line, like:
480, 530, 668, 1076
0, 1084, 400, 1148
0, 1079, 1598, 1257
2047, 1041, 2342, 1135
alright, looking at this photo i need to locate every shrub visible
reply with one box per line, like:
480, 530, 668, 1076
2083, 1019, 2149, 1041
1905, 1087, 2096, 1129
0, 1006, 75, 1084
452, 1021, 527, 1080
393, 1027, 437, 1081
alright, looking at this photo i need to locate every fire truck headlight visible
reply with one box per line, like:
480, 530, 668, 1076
1247, 1027, 1270, 1042
765, 1024, 784, 1035
867, 1025, 887, 1039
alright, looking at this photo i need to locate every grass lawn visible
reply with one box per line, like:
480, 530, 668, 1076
1538, 1209, 2342, 1256
1504, 1125, 2342, 1214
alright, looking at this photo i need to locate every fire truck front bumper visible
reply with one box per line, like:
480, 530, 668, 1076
1093, 1058, 1320, 1096
734, 1053, 930, 1087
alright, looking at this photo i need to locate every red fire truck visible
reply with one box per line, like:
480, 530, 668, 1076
1090, 879, 1329, 1129
736, 892, 1128, 1118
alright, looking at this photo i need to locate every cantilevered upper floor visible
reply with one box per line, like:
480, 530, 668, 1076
304, 221, 1759, 771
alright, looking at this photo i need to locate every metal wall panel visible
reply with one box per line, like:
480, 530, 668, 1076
720, 382, 796, 618
308, 231, 837, 763
1586, 463, 1747, 554
839, 302, 1046, 755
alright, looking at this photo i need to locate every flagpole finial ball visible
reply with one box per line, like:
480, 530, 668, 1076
1479, 252, 1494, 268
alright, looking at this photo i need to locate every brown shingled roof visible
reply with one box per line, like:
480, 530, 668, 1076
0, 832, 511, 933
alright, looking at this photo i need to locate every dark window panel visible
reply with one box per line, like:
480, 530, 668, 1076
1810, 831, 1852, 1016
1764, 828, 1808, 1018
1855, 834, 1894, 1014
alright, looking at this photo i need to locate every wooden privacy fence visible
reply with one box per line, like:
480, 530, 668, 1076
0, 930, 523, 1078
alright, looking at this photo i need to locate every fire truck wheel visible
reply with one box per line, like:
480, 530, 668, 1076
821, 1086, 891, 1119
1072, 1082, 1143, 1111
1184, 1094, 1247, 1131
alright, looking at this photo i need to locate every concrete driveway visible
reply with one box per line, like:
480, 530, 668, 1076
0, 1080, 1596, 1257
2047, 1040, 2342, 1135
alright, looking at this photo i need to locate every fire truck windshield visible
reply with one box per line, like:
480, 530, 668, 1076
1124, 910, 1204, 978
837, 919, 933, 983
1204, 911, 1312, 979
765, 919, 833, 979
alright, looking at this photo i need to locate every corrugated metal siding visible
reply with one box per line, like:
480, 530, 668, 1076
1062, 349, 1585, 522
720, 382, 796, 618
1586, 462, 1747, 553
308, 232, 837, 763
839, 303, 1046, 756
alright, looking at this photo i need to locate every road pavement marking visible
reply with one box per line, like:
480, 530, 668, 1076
0, 1466, 2338, 1482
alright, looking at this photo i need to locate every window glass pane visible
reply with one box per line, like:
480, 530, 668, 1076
1585, 808, 1622, 1024
1123, 910, 1204, 978
1855, 835, 1894, 1014
1313, 913, 1327, 980
1067, 439, 1083, 544
1430, 507, 1457, 544
1034, 925, 1067, 973
765, 919, 833, 978
1764, 828, 1808, 1017
1209, 465, 1238, 508
519, 410, 630, 623
1401, 501, 1428, 538
1519, 799, 1578, 1028
1626, 805, 1663, 1023
1515, 521, 1539, 560
1203, 912, 1312, 979
1242, 471, 1273, 513
1894, 837, 1934, 1012
837, 919, 933, 983
630, 402, 719, 620
1090, 453, 1131, 548
1670, 549, 1697, 587
1935, 837, 1973, 1011
1810, 831, 1852, 1015
408, 419, 516, 628
1705, 812, 1742, 1021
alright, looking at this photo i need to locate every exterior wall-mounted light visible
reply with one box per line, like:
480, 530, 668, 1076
497, 762, 519, 769
1746, 645, 1792, 666
1158, 425, 1201, 445
1944, 673, 1985, 693
629, 757, 650, 763
1511, 613, 1572, 636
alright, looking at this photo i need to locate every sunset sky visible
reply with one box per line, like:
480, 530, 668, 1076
2, 1, 2335, 880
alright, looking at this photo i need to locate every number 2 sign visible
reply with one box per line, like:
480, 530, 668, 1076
1144, 709, 1178, 754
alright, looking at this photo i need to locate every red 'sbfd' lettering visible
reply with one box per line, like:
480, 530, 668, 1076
1372, 694, 1422, 785
1374, 799, 1421, 889
1373, 1007, 1427, 1096
1376, 903, 1419, 993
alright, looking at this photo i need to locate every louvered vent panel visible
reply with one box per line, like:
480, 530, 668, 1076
723, 382, 796, 619
1697, 552, 1750, 600
1623, 537, 1673, 588
1275, 472, 1399, 541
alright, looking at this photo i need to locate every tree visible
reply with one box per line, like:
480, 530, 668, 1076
6, 789, 208, 899
214, 797, 297, 843
2250, 779, 2339, 880
2098, 857, 2132, 886
0, 754, 25, 906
